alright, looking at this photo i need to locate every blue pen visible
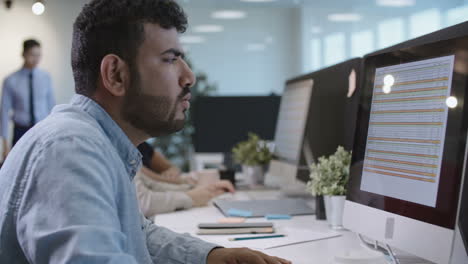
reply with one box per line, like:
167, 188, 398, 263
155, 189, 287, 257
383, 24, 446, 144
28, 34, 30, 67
228, 234, 285, 241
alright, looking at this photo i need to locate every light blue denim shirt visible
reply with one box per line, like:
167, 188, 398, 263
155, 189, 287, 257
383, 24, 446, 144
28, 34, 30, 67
0, 94, 217, 263
0, 68, 56, 138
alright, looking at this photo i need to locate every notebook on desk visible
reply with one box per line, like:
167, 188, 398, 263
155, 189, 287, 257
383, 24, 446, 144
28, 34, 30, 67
213, 198, 314, 218
197, 222, 275, 235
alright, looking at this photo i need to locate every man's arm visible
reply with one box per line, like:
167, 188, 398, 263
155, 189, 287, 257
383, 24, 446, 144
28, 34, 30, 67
16, 137, 139, 264
1, 79, 12, 160
141, 215, 219, 264
142, 216, 292, 264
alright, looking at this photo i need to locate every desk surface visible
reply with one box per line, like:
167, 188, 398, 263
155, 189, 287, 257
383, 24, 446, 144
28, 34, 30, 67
153, 190, 363, 264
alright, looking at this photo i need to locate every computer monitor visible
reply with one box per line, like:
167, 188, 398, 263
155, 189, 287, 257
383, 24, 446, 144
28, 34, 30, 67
191, 95, 280, 153
296, 58, 362, 182
268, 78, 313, 186
343, 32, 468, 263
268, 58, 362, 187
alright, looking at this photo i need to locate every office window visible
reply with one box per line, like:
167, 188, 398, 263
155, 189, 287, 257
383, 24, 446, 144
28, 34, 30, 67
378, 17, 404, 49
311, 38, 321, 70
446, 5, 468, 27
351, 30, 374, 57
324, 32, 345, 67
409, 8, 441, 38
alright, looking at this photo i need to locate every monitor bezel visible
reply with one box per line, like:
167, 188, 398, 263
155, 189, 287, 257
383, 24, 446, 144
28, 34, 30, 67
347, 35, 468, 230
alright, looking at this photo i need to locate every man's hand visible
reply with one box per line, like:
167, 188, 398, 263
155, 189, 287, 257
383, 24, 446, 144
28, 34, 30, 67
207, 247, 292, 264
186, 180, 235, 206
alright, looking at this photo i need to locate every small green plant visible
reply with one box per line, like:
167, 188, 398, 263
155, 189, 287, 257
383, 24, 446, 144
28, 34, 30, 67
232, 133, 274, 166
307, 146, 352, 196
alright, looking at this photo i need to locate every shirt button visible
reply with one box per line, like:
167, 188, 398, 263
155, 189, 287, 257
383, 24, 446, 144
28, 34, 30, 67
129, 160, 136, 165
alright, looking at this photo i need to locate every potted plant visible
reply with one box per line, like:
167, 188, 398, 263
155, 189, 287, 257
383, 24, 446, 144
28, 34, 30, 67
307, 146, 351, 229
232, 133, 274, 186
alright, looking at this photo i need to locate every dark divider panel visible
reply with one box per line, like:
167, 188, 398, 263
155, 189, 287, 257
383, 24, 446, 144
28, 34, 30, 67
192, 95, 281, 153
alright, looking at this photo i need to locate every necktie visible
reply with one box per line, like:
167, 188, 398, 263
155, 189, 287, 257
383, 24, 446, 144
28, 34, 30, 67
29, 71, 35, 126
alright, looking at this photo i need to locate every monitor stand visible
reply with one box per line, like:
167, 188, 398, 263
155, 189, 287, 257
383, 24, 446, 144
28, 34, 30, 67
332, 234, 431, 264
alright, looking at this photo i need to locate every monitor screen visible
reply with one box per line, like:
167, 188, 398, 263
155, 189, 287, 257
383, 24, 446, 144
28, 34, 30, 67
360, 55, 455, 208
345, 34, 468, 263
273, 79, 313, 164
192, 96, 280, 153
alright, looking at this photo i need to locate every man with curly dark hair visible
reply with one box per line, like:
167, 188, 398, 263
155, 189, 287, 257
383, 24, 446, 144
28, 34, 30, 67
0, 0, 291, 263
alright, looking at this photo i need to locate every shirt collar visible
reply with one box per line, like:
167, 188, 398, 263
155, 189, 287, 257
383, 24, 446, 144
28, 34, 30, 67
69, 94, 142, 179
20, 67, 37, 75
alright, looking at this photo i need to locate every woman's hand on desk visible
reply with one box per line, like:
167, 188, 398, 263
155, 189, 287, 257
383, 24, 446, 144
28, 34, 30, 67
186, 180, 235, 206
207, 247, 292, 264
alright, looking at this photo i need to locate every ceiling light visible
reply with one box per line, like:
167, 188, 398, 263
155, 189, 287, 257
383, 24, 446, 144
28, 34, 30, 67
32, 1, 44, 15
383, 74, 395, 86
328, 13, 362, 22
212, 10, 246, 19
246, 43, 266, 51
180, 35, 205, 44
193, 25, 224, 33
382, 85, 392, 94
446, 96, 458, 108
376, 0, 415, 7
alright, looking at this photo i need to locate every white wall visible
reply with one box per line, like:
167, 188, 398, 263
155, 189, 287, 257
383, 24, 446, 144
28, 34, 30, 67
180, 6, 302, 95
0, 0, 86, 105
300, 1, 468, 74
1, 1, 467, 104
0, 1, 302, 102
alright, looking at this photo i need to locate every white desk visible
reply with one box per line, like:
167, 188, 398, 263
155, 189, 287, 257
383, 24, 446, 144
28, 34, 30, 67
154, 190, 363, 264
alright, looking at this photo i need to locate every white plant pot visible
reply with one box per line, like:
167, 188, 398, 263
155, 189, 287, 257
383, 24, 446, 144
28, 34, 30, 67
324, 195, 346, 230
242, 165, 264, 186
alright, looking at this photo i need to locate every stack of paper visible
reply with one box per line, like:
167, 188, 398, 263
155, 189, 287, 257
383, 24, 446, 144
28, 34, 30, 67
197, 222, 274, 235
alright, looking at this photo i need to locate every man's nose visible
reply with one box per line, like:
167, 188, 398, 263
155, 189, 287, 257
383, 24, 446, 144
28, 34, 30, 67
180, 60, 196, 89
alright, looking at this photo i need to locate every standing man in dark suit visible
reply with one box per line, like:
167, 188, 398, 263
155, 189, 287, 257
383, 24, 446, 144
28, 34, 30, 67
0, 39, 55, 160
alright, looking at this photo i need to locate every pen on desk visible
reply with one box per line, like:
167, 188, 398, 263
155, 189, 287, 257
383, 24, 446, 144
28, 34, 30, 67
228, 234, 285, 241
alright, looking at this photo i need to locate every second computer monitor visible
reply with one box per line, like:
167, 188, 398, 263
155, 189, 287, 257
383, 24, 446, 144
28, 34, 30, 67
270, 58, 362, 184
297, 58, 362, 182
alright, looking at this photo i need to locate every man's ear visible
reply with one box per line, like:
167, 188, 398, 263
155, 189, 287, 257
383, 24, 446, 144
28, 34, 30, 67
99, 54, 129, 97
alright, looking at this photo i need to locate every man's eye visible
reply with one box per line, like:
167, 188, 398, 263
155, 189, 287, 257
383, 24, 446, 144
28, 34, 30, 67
163, 57, 178, 63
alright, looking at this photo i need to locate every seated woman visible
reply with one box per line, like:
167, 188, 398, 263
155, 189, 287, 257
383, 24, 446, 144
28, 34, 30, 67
135, 142, 235, 218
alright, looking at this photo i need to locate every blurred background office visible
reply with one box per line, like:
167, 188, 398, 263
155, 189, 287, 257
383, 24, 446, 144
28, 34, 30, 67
0, 0, 467, 163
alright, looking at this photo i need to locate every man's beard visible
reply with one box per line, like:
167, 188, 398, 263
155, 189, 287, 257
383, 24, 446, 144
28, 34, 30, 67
121, 68, 190, 137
